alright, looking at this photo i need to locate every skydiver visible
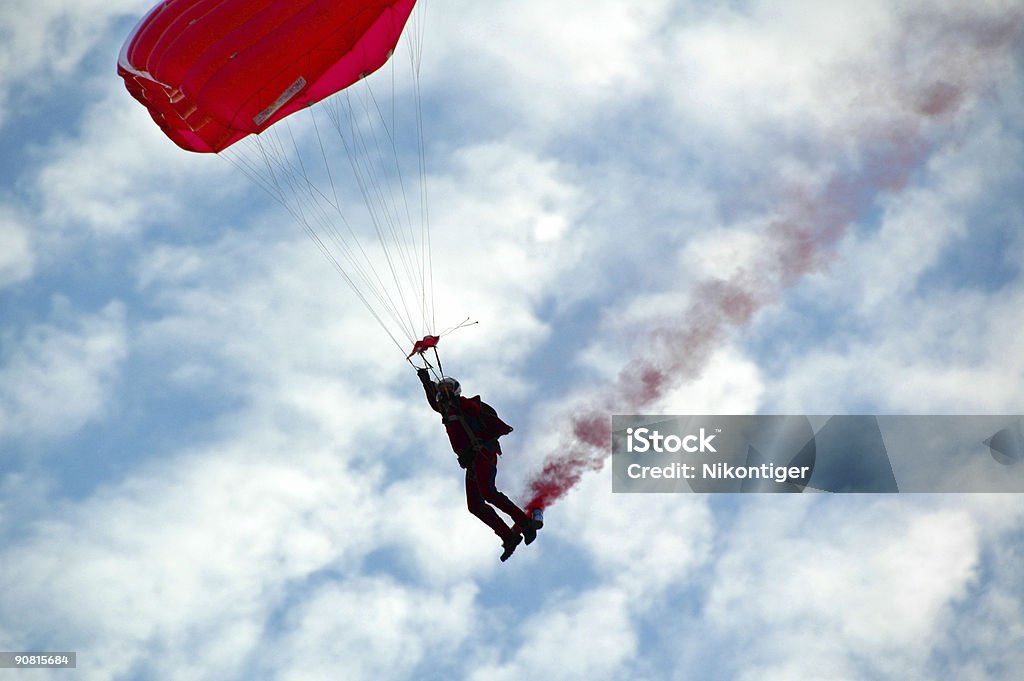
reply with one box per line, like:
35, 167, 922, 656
417, 367, 541, 561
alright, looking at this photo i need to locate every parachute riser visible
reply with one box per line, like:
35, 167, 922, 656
407, 344, 445, 382
431, 344, 444, 380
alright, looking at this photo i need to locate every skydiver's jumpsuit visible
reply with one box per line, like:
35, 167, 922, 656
421, 379, 533, 542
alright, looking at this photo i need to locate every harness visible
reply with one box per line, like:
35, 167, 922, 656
443, 405, 487, 452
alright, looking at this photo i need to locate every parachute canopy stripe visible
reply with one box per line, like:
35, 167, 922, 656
118, 0, 419, 153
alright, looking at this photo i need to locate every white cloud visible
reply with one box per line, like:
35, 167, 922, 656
267, 577, 477, 681
470, 586, 637, 681
665, 0, 1023, 152
762, 119, 1024, 413
766, 286, 1024, 413
0, 0, 145, 127
425, 142, 588, 384
425, 0, 673, 135
705, 497, 995, 680
464, 469, 713, 681
680, 225, 766, 283
0, 207, 34, 286
0, 410, 493, 679
942, 500, 1024, 680
656, 347, 765, 414
32, 82, 233, 240
665, 0, 896, 145
837, 122, 1011, 314
0, 298, 127, 442
0, 440, 352, 677
559, 466, 713, 594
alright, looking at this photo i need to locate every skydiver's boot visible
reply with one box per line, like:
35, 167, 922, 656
521, 508, 544, 545
520, 519, 540, 545
499, 532, 522, 562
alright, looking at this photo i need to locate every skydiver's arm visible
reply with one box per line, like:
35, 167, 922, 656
417, 368, 440, 413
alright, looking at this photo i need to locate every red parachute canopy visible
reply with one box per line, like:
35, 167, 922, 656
118, 0, 418, 153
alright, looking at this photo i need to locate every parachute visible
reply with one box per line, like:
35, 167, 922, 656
119, 3, 550, 532
118, 0, 434, 353
117, 0, 419, 154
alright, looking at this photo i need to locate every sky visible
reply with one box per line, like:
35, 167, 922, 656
1, 0, 1023, 679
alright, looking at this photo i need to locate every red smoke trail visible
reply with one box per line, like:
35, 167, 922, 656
522, 8, 1024, 512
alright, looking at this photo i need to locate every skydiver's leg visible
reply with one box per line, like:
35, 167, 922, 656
473, 446, 533, 531
465, 464, 517, 541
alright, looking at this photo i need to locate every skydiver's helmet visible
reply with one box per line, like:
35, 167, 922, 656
436, 377, 461, 404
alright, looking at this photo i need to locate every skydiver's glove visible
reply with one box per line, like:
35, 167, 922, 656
416, 367, 431, 386
457, 448, 476, 469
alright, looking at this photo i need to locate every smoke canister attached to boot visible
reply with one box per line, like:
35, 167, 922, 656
531, 508, 544, 529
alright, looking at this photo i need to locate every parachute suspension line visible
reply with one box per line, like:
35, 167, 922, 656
381, 0, 433, 340
344, 88, 404, 248
330, 99, 417, 341
438, 317, 478, 338
303, 111, 420, 341
283, 129, 409, 354
363, 81, 423, 304
324, 91, 422, 340
255, 122, 393, 327
408, 0, 435, 336
364, 74, 433, 337
432, 344, 444, 379
221, 122, 409, 356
